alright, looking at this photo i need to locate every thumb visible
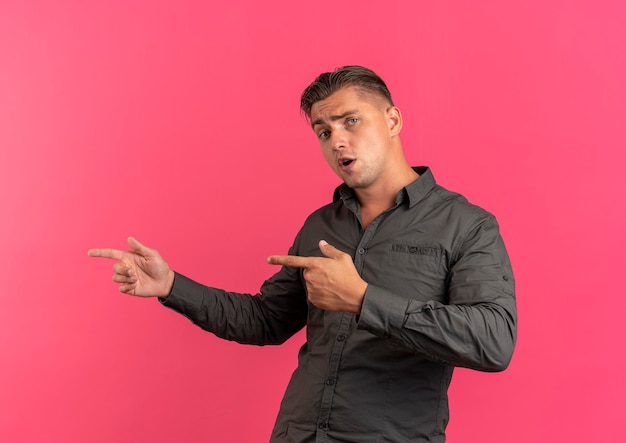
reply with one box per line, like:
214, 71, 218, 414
318, 240, 343, 259
127, 236, 153, 256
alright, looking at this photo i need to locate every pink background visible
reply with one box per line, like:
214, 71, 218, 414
1, 0, 625, 441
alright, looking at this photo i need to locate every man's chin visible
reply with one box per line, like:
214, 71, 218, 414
343, 179, 369, 190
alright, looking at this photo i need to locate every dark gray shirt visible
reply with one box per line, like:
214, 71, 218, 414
162, 167, 517, 442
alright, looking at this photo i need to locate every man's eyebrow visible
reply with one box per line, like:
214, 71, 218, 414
311, 110, 358, 128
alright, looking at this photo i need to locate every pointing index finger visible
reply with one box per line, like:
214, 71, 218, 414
87, 248, 125, 260
267, 255, 316, 269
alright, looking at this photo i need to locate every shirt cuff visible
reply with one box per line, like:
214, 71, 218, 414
158, 272, 205, 312
357, 285, 410, 337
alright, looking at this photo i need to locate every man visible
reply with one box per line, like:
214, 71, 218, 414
89, 66, 517, 442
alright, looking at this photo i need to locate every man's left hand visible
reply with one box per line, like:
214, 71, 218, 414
267, 240, 368, 314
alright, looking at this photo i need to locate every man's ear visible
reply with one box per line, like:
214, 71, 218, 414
387, 106, 403, 136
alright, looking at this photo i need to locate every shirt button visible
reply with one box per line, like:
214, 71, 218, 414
336, 334, 346, 342
326, 378, 335, 385
358, 247, 365, 254
503, 275, 509, 281
318, 422, 328, 430
409, 246, 417, 253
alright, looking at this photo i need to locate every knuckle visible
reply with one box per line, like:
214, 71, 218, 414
287, 257, 298, 267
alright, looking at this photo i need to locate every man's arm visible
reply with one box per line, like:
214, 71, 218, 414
160, 266, 308, 346
358, 214, 516, 371
89, 237, 309, 346
269, 216, 517, 372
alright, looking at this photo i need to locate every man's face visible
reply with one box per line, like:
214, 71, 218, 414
310, 87, 398, 190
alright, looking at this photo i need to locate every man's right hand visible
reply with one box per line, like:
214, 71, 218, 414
88, 237, 175, 298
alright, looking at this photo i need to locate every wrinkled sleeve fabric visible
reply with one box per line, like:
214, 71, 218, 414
160, 249, 308, 346
358, 212, 517, 372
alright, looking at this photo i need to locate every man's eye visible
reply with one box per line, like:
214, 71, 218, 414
347, 118, 359, 125
319, 130, 330, 139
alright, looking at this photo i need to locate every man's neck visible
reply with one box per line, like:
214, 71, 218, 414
355, 165, 419, 228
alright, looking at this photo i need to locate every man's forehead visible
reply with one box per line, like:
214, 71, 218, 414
310, 87, 383, 123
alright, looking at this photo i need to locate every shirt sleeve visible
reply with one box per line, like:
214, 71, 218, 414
357, 213, 517, 372
160, 260, 308, 346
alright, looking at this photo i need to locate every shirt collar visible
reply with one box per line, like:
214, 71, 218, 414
333, 166, 436, 208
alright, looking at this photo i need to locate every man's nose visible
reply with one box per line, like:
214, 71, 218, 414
330, 130, 347, 151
